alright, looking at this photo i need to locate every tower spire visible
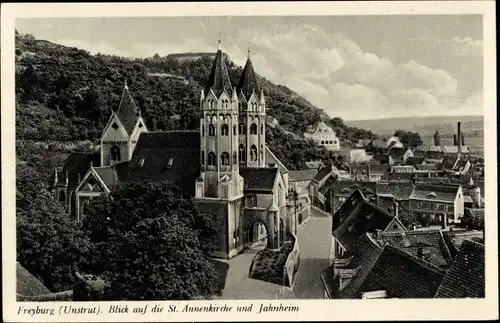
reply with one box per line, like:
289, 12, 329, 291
247, 45, 251, 59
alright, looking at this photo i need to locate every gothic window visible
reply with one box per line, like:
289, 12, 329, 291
221, 152, 230, 166
261, 124, 264, 135
233, 125, 237, 136
239, 144, 246, 162
208, 124, 216, 136
202, 124, 205, 137
223, 99, 229, 109
239, 123, 246, 135
111, 146, 121, 161
208, 152, 216, 166
250, 145, 258, 161
233, 152, 237, 164
221, 124, 229, 136
201, 151, 205, 165
111, 122, 119, 130
138, 122, 143, 128
250, 123, 258, 135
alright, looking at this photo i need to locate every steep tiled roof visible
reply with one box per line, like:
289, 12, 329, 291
415, 163, 441, 170
405, 156, 425, 165
17, 262, 52, 297
425, 150, 444, 160
350, 164, 390, 176
355, 245, 445, 298
288, 169, 318, 182
442, 230, 484, 257
205, 50, 233, 97
339, 233, 384, 298
374, 230, 453, 268
373, 153, 389, 163
236, 57, 260, 100
333, 189, 394, 249
57, 153, 101, 189
332, 181, 376, 198
376, 182, 414, 201
389, 147, 406, 159
442, 145, 469, 154
371, 139, 386, 149
93, 166, 120, 187
441, 155, 459, 170
116, 85, 140, 135
265, 146, 289, 174
413, 149, 427, 157
305, 160, 325, 169
240, 167, 278, 193
313, 165, 334, 182
125, 131, 200, 196
435, 240, 484, 298
409, 184, 460, 203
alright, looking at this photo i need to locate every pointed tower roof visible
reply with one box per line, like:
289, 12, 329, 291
237, 52, 260, 100
204, 41, 233, 98
116, 81, 140, 135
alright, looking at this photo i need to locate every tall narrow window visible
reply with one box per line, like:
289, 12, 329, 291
239, 123, 246, 135
250, 145, 258, 161
233, 152, 237, 164
221, 152, 230, 166
233, 125, 237, 136
208, 124, 215, 136
250, 123, 257, 135
239, 144, 246, 162
59, 190, 66, 203
208, 152, 216, 166
221, 124, 229, 136
201, 151, 205, 165
111, 146, 121, 161
261, 124, 264, 135
202, 124, 205, 137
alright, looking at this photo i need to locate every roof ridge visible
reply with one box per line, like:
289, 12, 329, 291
383, 245, 446, 275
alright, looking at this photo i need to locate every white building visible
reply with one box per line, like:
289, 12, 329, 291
304, 121, 340, 151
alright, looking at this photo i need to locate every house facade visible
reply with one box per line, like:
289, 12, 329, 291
409, 184, 465, 225
303, 121, 340, 151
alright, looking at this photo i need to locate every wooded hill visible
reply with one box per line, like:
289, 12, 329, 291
15, 31, 378, 171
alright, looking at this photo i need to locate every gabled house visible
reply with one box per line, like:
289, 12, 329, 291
303, 121, 340, 151
287, 169, 318, 224
434, 240, 484, 298
331, 189, 401, 259
409, 184, 465, 225
328, 180, 377, 214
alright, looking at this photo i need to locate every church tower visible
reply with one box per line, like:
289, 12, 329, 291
237, 49, 266, 168
196, 40, 244, 199
100, 81, 148, 166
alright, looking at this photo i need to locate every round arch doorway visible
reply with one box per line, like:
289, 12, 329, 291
247, 220, 268, 251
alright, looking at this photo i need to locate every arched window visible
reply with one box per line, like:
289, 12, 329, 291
239, 144, 246, 162
221, 152, 230, 166
239, 123, 246, 135
233, 125, 237, 136
201, 151, 205, 165
223, 99, 229, 109
221, 124, 229, 136
233, 152, 237, 164
261, 124, 264, 135
202, 124, 205, 137
208, 152, 216, 166
250, 123, 258, 135
111, 146, 121, 161
250, 145, 258, 161
208, 124, 215, 136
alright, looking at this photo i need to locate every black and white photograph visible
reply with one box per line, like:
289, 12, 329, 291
2, 1, 497, 322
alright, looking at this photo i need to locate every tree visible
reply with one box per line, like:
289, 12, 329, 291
395, 130, 423, 148
80, 181, 218, 300
17, 188, 91, 292
433, 130, 441, 146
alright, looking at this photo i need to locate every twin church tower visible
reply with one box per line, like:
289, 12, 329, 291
196, 41, 268, 199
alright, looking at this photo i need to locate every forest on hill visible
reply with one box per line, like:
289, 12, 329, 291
15, 31, 381, 173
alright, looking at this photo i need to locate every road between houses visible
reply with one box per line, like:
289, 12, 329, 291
215, 207, 332, 300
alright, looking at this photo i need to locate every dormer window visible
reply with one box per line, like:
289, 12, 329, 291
426, 192, 437, 198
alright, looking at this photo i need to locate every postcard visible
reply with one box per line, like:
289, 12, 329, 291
2, 1, 498, 322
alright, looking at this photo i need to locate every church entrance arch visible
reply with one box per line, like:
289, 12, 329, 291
247, 219, 268, 251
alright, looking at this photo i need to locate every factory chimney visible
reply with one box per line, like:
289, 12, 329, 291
457, 122, 462, 157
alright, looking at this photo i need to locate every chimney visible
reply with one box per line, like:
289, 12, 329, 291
457, 122, 462, 156
367, 164, 371, 180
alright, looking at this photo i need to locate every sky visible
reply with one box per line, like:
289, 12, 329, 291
16, 15, 483, 121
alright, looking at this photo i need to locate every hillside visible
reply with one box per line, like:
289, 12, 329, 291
16, 32, 368, 175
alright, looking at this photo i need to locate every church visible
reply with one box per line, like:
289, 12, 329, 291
54, 42, 293, 259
